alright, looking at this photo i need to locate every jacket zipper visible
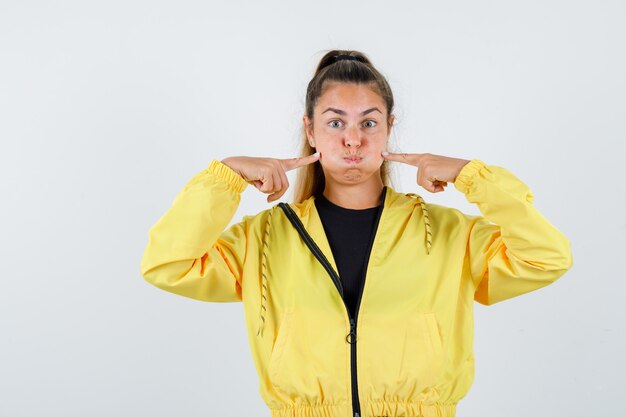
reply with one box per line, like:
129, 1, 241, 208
350, 199, 385, 417
279, 189, 386, 417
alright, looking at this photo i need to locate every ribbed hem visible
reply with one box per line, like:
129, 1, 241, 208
269, 401, 456, 417
270, 402, 351, 417
364, 399, 457, 417
453, 159, 486, 194
207, 159, 248, 194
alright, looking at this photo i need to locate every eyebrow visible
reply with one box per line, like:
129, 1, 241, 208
321, 107, 382, 116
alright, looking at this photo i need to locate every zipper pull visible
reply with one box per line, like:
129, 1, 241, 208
346, 318, 357, 344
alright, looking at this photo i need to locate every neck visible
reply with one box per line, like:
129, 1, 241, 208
322, 177, 385, 209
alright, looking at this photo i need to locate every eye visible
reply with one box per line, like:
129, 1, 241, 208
364, 120, 377, 128
329, 120, 343, 128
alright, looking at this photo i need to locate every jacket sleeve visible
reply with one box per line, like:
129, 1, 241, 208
140, 159, 250, 302
453, 159, 573, 306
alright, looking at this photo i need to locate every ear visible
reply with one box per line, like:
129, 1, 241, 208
387, 114, 395, 135
303, 115, 315, 146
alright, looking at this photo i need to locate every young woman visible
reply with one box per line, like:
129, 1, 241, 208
140, 50, 573, 417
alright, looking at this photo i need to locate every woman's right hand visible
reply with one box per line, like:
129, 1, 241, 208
220, 152, 321, 203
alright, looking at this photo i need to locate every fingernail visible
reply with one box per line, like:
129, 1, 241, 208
382, 151, 389, 156
314, 151, 320, 157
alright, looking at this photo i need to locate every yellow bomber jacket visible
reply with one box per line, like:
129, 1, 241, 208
140, 159, 573, 417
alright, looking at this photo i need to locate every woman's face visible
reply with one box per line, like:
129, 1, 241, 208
303, 81, 394, 185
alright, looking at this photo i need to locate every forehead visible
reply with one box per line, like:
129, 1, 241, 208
316, 82, 385, 114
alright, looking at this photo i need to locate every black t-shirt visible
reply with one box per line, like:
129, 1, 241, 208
314, 186, 386, 319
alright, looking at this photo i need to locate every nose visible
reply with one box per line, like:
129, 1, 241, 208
344, 125, 362, 148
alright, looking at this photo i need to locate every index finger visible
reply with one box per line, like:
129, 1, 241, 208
381, 151, 424, 167
280, 151, 321, 172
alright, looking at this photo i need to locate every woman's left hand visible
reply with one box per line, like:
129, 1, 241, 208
381, 151, 471, 193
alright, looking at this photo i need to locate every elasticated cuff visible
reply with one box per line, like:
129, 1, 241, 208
207, 159, 248, 194
453, 159, 487, 194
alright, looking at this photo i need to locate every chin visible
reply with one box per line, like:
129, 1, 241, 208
324, 165, 380, 180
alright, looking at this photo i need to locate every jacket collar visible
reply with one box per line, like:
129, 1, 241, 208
297, 185, 432, 265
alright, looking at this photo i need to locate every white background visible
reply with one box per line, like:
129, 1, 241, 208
1, 1, 624, 416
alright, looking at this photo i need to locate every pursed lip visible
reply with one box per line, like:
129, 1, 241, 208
344, 156, 362, 162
